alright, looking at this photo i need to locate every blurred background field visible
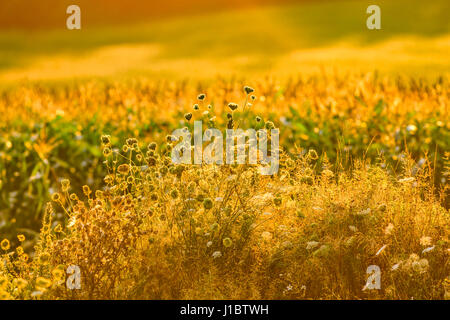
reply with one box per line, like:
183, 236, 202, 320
0, 0, 448, 262
0, 0, 449, 82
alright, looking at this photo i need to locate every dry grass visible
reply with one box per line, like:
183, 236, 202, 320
0, 90, 449, 299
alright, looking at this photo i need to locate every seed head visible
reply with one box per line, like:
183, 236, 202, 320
35, 276, 52, 289
38, 252, 51, 265
1, 239, 10, 251
150, 193, 158, 201
117, 164, 130, 175
308, 149, 319, 160
203, 198, 213, 210
101, 135, 111, 145
82, 185, 91, 196
228, 103, 238, 111
126, 138, 138, 147
61, 179, 70, 192
70, 193, 78, 201
244, 86, 254, 95
13, 278, 27, 290
265, 121, 275, 130
103, 147, 112, 157
273, 197, 282, 207
166, 135, 177, 143
170, 189, 179, 199
223, 237, 233, 247
148, 142, 157, 151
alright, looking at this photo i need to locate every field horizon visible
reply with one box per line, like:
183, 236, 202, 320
0, 0, 448, 83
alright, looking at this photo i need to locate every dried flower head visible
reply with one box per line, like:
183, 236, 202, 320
1, 239, 10, 251
244, 86, 254, 95
228, 103, 238, 111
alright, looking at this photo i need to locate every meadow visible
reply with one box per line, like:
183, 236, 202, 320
0, 0, 449, 300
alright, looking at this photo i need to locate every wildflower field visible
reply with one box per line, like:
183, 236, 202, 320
0, 0, 449, 300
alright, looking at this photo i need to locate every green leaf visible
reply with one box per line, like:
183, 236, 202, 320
374, 99, 385, 115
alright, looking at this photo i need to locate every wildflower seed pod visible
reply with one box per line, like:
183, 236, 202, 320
101, 135, 111, 146
82, 185, 92, 196
203, 198, 213, 210
228, 102, 238, 111
170, 189, 179, 199
150, 193, 158, 201
159, 166, 168, 176
51, 193, 61, 202
0, 239, 10, 251
61, 179, 70, 192
126, 138, 138, 147
308, 149, 319, 160
273, 197, 282, 207
223, 237, 233, 247
166, 135, 177, 143
264, 121, 275, 130
117, 164, 130, 175
244, 86, 254, 95
147, 142, 157, 151
103, 147, 112, 157
146, 156, 157, 166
